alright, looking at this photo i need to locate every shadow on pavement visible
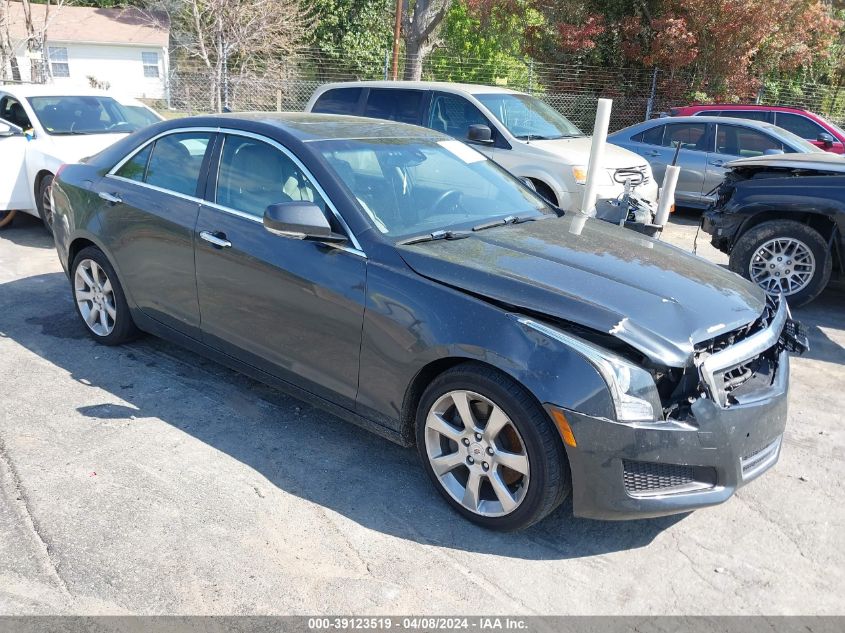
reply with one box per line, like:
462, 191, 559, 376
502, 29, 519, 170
0, 270, 684, 561
0, 213, 53, 249
793, 284, 845, 366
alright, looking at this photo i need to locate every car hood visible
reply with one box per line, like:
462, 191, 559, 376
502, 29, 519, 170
528, 137, 647, 168
397, 214, 766, 367
42, 133, 129, 163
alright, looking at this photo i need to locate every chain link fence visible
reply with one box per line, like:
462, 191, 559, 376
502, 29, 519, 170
163, 50, 669, 132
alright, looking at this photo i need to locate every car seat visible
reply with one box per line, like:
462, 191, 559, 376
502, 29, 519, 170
225, 142, 291, 215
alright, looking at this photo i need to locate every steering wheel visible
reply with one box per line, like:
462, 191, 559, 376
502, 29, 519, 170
431, 189, 463, 215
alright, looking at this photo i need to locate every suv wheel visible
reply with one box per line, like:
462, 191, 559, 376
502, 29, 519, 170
416, 363, 569, 531
730, 220, 832, 307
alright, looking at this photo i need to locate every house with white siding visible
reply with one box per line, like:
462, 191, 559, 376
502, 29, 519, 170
5, 2, 170, 100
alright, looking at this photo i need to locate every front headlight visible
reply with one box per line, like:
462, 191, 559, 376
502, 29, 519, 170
518, 318, 662, 422
571, 165, 588, 185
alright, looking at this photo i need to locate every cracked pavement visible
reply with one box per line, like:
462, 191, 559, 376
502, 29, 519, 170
0, 211, 843, 615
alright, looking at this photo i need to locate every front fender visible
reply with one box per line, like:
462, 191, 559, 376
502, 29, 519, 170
356, 254, 614, 434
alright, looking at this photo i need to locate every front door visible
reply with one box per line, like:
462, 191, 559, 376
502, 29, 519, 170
195, 133, 366, 408
97, 130, 215, 338
427, 92, 498, 161
636, 121, 709, 206
0, 94, 33, 211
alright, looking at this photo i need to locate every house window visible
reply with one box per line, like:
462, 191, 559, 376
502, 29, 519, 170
49, 47, 69, 78
142, 52, 159, 78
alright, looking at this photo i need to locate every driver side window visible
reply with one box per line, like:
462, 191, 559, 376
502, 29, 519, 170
0, 96, 32, 130
427, 93, 492, 141
216, 135, 327, 218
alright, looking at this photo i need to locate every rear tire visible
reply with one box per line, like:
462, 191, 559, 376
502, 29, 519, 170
730, 220, 831, 307
415, 362, 569, 531
71, 246, 140, 345
36, 174, 54, 234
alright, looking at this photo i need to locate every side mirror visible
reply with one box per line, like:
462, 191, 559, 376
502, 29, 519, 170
467, 124, 493, 144
763, 148, 785, 155
263, 201, 347, 243
0, 121, 23, 138
818, 132, 835, 148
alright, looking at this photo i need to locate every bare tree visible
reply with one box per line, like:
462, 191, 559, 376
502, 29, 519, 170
13, 0, 66, 83
174, 0, 313, 111
402, 0, 451, 81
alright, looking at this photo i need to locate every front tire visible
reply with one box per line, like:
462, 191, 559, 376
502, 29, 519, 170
71, 247, 139, 345
36, 174, 54, 233
416, 363, 569, 531
730, 220, 832, 307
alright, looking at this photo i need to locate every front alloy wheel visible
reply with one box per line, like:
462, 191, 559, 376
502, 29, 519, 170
424, 389, 530, 517
416, 363, 569, 531
748, 237, 815, 296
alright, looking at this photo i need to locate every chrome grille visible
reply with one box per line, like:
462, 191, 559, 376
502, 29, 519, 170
697, 296, 786, 407
612, 165, 650, 186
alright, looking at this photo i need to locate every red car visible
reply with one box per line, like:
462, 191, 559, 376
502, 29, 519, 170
670, 104, 845, 154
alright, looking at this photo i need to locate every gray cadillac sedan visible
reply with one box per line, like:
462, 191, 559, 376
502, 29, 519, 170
51, 113, 805, 531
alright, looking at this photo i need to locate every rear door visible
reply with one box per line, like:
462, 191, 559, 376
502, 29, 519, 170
194, 132, 366, 408
0, 94, 33, 211
633, 122, 709, 206
98, 129, 216, 338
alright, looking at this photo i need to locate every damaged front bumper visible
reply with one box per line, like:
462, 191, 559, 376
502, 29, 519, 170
702, 208, 745, 253
551, 297, 806, 520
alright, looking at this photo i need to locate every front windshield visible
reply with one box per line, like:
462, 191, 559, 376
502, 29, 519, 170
27, 95, 139, 135
314, 137, 555, 238
767, 125, 826, 153
475, 93, 584, 140
122, 104, 162, 128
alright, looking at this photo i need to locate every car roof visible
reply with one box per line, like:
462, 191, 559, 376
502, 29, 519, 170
652, 115, 777, 129
314, 80, 523, 96
0, 83, 114, 98
679, 104, 810, 112
728, 152, 845, 171
211, 111, 449, 142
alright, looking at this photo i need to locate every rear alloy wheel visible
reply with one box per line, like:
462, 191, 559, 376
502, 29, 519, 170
71, 247, 139, 345
730, 220, 832, 307
36, 174, 54, 233
416, 364, 569, 531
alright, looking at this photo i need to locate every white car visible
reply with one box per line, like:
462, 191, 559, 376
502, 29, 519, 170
0, 85, 163, 230
306, 81, 659, 211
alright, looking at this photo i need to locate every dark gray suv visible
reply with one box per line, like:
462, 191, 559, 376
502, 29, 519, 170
51, 113, 805, 530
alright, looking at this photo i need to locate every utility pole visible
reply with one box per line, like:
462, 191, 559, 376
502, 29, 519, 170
390, 0, 402, 81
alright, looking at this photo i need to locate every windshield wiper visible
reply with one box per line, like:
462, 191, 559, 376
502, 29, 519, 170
472, 214, 540, 232
397, 229, 471, 245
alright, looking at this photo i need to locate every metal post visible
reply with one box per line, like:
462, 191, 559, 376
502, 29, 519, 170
580, 98, 612, 216
528, 60, 534, 94
391, 0, 402, 80
276, 89, 282, 112
645, 67, 658, 121
384, 50, 389, 80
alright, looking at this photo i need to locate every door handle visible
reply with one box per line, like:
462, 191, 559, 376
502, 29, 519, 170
98, 191, 122, 204
200, 230, 232, 248
645, 149, 660, 157
709, 159, 725, 167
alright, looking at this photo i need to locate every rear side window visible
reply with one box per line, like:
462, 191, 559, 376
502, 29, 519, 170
694, 110, 721, 117
719, 110, 769, 122
145, 132, 213, 196
774, 112, 826, 140
311, 88, 363, 115
364, 89, 424, 125
636, 125, 665, 145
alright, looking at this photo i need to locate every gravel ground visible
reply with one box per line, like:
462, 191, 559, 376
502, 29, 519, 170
0, 211, 842, 615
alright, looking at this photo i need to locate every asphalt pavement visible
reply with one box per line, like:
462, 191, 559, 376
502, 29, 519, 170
0, 211, 843, 615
